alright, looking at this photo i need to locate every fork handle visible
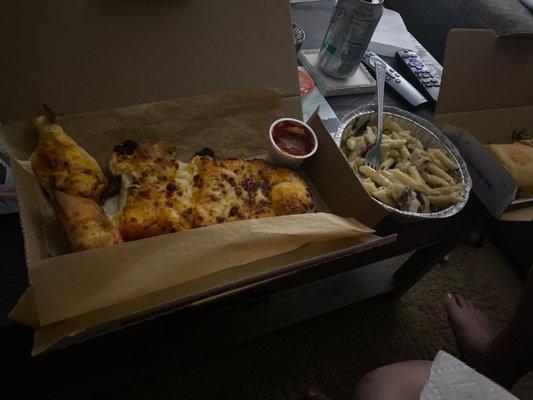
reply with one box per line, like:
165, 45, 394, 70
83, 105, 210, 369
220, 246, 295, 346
374, 58, 386, 151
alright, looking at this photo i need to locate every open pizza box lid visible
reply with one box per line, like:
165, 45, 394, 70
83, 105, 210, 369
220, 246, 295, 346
435, 29, 533, 221
1, 1, 391, 354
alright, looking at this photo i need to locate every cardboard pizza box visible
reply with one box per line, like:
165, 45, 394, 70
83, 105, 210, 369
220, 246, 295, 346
435, 29, 533, 221
0, 0, 304, 123
0, 1, 391, 354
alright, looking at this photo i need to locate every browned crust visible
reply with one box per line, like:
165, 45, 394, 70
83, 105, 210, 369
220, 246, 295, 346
111, 145, 315, 241
52, 190, 122, 251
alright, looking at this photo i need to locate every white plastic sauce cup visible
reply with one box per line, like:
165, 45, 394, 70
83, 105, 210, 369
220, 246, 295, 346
267, 118, 318, 169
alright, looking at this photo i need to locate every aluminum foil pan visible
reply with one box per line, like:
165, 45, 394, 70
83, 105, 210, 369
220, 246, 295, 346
334, 105, 472, 220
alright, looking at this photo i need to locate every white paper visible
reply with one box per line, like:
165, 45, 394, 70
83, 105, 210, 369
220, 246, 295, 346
421, 351, 517, 400
368, 8, 416, 57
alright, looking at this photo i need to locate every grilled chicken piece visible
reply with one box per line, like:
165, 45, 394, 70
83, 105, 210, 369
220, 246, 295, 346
31, 115, 108, 202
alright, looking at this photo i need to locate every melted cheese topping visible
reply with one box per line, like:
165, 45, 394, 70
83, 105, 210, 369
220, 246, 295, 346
31, 115, 108, 201
109, 142, 314, 241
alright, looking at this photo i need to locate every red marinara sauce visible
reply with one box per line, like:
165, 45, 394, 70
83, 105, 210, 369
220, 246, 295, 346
272, 121, 315, 157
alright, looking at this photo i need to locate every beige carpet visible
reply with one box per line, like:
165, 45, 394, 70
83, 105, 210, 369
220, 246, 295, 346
98, 236, 532, 400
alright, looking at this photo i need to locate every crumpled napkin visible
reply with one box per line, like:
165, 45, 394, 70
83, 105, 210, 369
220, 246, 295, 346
420, 351, 517, 400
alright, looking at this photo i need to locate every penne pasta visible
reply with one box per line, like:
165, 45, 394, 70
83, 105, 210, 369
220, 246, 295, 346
361, 178, 378, 196
428, 149, 458, 171
390, 121, 402, 133
408, 165, 424, 183
426, 163, 455, 184
429, 184, 466, 195
359, 165, 393, 187
427, 151, 445, 169
347, 148, 360, 162
422, 172, 450, 187
408, 166, 432, 192
389, 183, 407, 201
390, 169, 429, 193
343, 119, 464, 213
399, 145, 411, 160
346, 136, 360, 150
373, 187, 395, 206
388, 139, 408, 149
428, 193, 463, 207
349, 157, 365, 169
380, 157, 396, 170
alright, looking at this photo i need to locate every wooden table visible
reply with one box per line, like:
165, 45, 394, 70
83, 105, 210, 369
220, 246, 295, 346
0, 1, 488, 398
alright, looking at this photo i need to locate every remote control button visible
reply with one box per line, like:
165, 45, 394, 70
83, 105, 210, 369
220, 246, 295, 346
433, 82, 440, 87
385, 75, 391, 81
421, 79, 431, 84
422, 71, 430, 78
395, 78, 401, 83
401, 53, 410, 58
394, 72, 400, 77
429, 73, 435, 78
409, 59, 424, 68
430, 78, 439, 83
425, 83, 433, 88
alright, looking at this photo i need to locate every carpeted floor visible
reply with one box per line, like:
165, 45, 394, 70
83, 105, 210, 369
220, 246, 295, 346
96, 236, 532, 400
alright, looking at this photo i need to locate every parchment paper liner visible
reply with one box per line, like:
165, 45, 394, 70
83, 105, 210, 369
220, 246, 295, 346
2, 88, 382, 329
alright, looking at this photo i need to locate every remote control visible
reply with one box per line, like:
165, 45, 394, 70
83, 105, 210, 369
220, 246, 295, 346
395, 49, 440, 103
361, 52, 427, 107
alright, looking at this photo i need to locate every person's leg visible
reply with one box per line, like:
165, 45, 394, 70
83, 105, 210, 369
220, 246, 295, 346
444, 267, 533, 388
353, 360, 432, 400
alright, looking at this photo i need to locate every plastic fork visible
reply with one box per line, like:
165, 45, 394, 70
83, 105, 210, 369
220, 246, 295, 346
364, 57, 386, 170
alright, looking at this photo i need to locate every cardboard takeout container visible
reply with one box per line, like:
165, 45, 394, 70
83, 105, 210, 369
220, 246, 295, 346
3, 90, 393, 355
435, 29, 533, 221
0, 1, 391, 354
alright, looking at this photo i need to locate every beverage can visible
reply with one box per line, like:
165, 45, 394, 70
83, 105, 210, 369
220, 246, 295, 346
318, 0, 384, 79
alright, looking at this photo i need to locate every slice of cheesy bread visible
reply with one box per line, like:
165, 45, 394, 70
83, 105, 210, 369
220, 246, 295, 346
31, 115, 108, 202
52, 190, 122, 251
486, 143, 533, 198
109, 143, 314, 241
109, 140, 197, 240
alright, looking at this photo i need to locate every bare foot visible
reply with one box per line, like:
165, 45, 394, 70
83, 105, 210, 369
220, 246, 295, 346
443, 293, 525, 388
443, 293, 493, 373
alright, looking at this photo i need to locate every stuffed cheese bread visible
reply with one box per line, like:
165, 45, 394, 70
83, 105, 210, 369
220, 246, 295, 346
31, 115, 108, 202
109, 142, 314, 241
486, 142, 533, 198
29, 114, 315, 251
52, 190, 122, 251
